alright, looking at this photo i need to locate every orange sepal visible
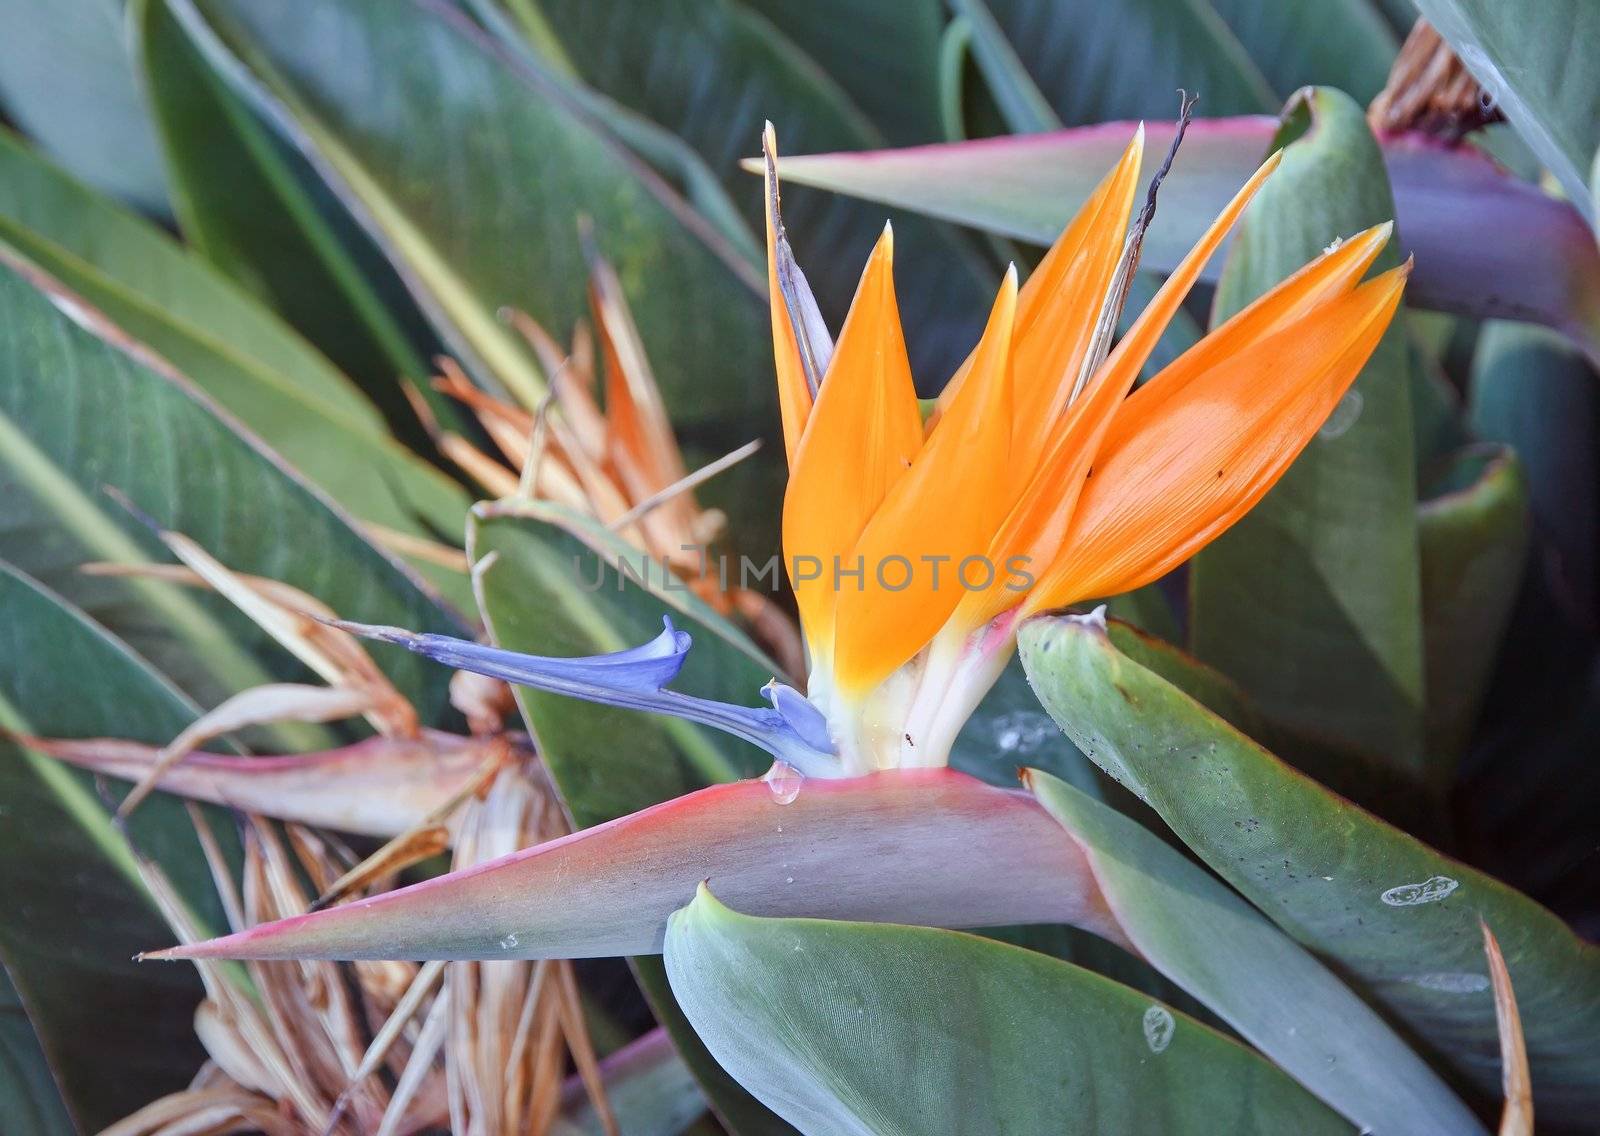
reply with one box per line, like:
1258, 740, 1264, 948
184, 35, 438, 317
829, 268, 1020, 695
952, 151, 1284, 631
932, 128, 1144, 450
1026, 261, 1410, 613
783, 225, 923, 658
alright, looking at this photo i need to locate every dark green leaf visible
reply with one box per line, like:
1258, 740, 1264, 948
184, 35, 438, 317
0, 130, 472, 602
528, 0, 996, 383
169, 0, 783, 550
461, 0, 760, 263
0, 247, 460, 730
1020, 611, 1600, 1122
0, 563, 232, 1130
133, 0, 452, 437
1191, 87, 1425, 769
984, 0, 1277, 124
0, 0, 168, 212
1208, 0, 1399, 104
1030, 769, 1480, 1135
0, 967, 74, 1136
738, 0, 947, 145
1418, 445, 1528, 771
945, 0, 1062, 134
1470, 321, 1598, 625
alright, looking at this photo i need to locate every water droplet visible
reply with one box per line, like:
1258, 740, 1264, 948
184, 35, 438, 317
1318, 390, 1363, 440
1142, 1005, 1174, 1053
498, 932, 519, 950
1401, 972, 1490, 994
993, 710, 1056, 755
763, 760, 804, 805
1381, 875, 1459, 907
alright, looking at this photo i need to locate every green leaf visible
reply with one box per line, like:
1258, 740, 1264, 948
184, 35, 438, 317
1418, 444, 1529, 770
0, 126, 376, 428
527, 0, 996, 382
133, 0, 452, 436
168, 0, 782, 548
1190, 87, 1424, 769
0, 968, 74, 1136
1207, 0, 1399, 104
461, 0, 761, 264
1028, 769, 1481, 1135
472, 504, 794, 1136
0, 247, 460, 729
0, 131, 472, 601
0, 563, 232, 1130
738, 0, 947, 145
1412, 0, 1600, 223
1019, 611, 1600, 1122
553, 1028, 707, 1136
664, 887, 1351, 1136
945, 0, 1062, 134
1470, 321, 1598, 625
0, 0, 168, 213
983, 0, 1277, 124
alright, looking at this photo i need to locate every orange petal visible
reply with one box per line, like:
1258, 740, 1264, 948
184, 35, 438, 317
764, 124, 831, 466
933, 128, 1144, 450
1006, 127, 1146, 469
828, 269, 1019, 695
1124, 220, 1393, 424
783, 226, 923, 658
1026, 262, 1409, 612
951, 151, 1284, 631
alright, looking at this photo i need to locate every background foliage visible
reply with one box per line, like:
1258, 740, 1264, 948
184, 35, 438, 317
0, 0, 1596, 1132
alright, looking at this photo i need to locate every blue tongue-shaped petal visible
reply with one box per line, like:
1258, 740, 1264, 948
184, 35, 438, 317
347, 618, 692, 693
337, 617, 840, 777
764, 680, 832, 753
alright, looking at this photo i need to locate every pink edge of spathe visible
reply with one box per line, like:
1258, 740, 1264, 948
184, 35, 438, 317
758, 116, 1280, 171
144, 769, 1132, 962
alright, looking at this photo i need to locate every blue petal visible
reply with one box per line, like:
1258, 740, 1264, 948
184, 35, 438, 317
763, 680, 833, 752
345, 617, 691, 693
337, 617, 840, 776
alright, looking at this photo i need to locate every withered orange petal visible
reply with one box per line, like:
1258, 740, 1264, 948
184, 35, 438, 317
1026, 262, 1408, 613
783, 225, 923, 658
829, 268, 1019, 695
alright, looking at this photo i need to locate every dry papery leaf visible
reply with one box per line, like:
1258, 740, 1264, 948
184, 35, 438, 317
68, 542, 619, 1135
